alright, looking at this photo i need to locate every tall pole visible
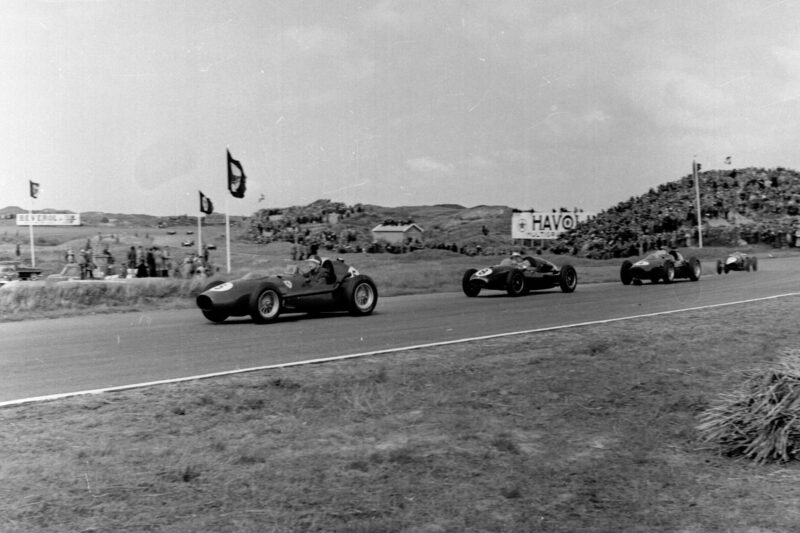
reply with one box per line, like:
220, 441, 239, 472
225, 196, 231, 273
197, 211, 202, 258
693, 158, 703, 248
28, 201, 35, 267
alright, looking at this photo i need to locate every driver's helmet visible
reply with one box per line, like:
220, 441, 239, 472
305, 255, 322, 274
510, 252, 522, 262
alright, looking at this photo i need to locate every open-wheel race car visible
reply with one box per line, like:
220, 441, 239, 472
716, 251, 757, 274
462, 254, 578, 297
620, 249, 701, 285
196, 256, 378, 323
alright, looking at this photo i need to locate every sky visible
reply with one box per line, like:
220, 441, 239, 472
2, 0, 800, 216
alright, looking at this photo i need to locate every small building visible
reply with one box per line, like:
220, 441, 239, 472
371, 223, 424, 244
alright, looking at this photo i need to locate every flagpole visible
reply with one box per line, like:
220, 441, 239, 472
28, 197, 35, 267
225, 196, 231, 273
198, 209, 202, 259
693, 158, 703, 248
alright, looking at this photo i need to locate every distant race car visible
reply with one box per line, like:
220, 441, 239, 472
182, 239, 195, 247
620, 249, 701, 285
462, 254, 578, 297
196, 257, 378, 323
716, 252, 757, 274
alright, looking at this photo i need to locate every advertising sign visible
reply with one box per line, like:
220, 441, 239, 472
511, 211, 594, 240
16, 213, 81, 226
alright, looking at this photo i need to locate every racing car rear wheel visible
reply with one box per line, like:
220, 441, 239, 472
662, 262, 675, 284
688, 257, 701, 281
250, 284, 282, 323
462, 269, 480, 297
202, 310, 229, 323
559, 265, 578, 293
506, 270, 526, 296
620, 260, 633, 285
347, 277, 378, 315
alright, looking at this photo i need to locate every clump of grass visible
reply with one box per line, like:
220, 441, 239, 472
697, 349, 800, 463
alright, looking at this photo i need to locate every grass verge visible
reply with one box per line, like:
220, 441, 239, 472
2, 297, 800, 532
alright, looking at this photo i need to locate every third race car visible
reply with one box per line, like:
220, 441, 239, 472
462, 253, 578, 297
620, 249, 701, 285
716, 251, 757, 274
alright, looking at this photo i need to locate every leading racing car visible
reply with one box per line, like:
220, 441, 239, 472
620, 249, 701, 285
716, 251, 757, 274
462, 254, 578, 297
196, 256, 378, 323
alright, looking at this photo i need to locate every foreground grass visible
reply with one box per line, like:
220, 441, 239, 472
2, 297, 800, 532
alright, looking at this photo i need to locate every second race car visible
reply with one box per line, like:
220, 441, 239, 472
462, 253, 578, 297
620, 249, 701, 285
716, 251, 757, 274
196, 256, 378, 323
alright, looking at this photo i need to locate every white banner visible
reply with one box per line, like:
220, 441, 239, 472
512, 211, 594, 239
16, 213, 81, 226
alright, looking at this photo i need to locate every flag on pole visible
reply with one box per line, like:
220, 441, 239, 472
199, 191, 214, 215
227, 149, 247, 198
29, 180, 40, 199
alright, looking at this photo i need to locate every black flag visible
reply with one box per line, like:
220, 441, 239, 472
199, 191, 214, 215
29, 180, 40, 199
227, 149, 246, 198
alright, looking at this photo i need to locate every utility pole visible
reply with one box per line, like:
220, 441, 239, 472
693, 158, 703, 248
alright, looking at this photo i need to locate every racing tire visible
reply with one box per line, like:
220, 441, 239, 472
250, 283, 282, 323
506, 270, 526, 296
346, 276, 378, 316
752, 256, 758, 272
462, 269, 480, 297
620, 260, 633, 285
724, 265, 729, 274
559, 265, 578, 293
688, 257, 701, 281
716, 259, 723, 275
202, 310, 229, 323
662, 261, 675, 284
745, 259, 751, 272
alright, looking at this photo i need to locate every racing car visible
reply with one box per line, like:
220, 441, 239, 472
620, 249, 701, 285
716, 251, 757, 274
196, 256, 378, 323
462, 254, 578, 297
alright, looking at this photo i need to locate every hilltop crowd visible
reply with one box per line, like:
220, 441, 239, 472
550, 167, 800, 258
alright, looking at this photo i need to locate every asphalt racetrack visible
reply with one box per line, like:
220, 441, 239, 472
2, 255, 799, 405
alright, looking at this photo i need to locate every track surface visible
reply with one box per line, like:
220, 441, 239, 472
2, 256, 799, 403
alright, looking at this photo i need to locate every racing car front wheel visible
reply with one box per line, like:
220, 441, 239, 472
462, 269, 480, 297
620, 260, 633, 285
347, 277, 378, 316
716, 259, 723, 275
559, 265, 578, 293
662, 262, 675, 284
688, 257, 701, 281
752, 256, 758, 271
250, 284, 282, 323
506, 270, 526, 296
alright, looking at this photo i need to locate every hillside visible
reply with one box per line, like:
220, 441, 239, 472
552, 166, 800, 258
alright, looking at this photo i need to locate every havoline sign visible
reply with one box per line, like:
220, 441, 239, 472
511, 211, 593, 240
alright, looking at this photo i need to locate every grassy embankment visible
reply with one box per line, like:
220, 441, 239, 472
2, 296, 800, 531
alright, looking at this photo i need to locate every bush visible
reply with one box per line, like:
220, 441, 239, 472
697, 350, 800, 463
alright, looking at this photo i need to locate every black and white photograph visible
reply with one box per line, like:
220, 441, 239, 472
2, 1, 800, 531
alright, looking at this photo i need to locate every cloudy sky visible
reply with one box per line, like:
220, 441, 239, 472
2, 0, 800, 215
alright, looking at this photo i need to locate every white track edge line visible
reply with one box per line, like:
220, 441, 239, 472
2, 291, 798, 408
